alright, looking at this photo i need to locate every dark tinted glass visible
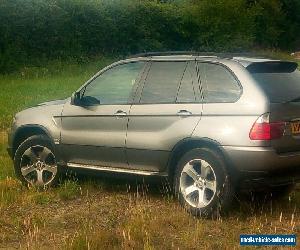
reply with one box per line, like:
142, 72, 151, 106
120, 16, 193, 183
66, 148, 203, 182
84, 62, 144, 105
199, 63, 241, 103
177, 62, 199, 103
247, 61, 298, 73
140, 62, 186, 104
252, 69, 300, 103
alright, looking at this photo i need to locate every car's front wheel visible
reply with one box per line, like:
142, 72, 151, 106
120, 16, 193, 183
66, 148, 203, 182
174, 148, 234, 218
14, 135, 61, 188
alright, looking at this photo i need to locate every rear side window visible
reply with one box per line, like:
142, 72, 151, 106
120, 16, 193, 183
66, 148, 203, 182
140, 61, 186, 104
250, 65, 300, 103
199, 63, 241, 103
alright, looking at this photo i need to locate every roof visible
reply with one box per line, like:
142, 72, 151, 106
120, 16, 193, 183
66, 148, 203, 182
128, 52, 282, 68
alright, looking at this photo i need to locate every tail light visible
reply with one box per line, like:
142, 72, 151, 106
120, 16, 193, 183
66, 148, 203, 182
249, 113, 285, 140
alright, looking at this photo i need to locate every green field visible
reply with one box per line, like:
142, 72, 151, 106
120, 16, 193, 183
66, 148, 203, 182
0, 58, 299, 249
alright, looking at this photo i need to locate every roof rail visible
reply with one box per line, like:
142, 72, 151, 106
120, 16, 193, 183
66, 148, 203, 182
129, 51, 217, 58
128, 51, 261, 59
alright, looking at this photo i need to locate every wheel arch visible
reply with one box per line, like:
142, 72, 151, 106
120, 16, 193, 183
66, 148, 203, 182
12, 125, 54, 157
166, 137, 237, 182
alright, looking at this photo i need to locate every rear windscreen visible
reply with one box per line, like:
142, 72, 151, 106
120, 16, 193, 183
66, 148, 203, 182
248, 62, 300, 103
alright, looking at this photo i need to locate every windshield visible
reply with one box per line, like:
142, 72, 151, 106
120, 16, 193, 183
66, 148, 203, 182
251, 69, 300, 103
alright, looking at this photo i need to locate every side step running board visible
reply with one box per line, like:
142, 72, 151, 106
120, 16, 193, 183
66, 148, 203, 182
67, 163, 168, 177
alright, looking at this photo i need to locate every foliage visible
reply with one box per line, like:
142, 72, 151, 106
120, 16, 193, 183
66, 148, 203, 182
0, 0, 299, 73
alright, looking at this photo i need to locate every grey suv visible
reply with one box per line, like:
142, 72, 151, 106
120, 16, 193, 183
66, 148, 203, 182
7, 53, 300, 216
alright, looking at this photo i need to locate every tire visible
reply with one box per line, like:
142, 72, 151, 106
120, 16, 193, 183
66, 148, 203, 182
174, 148, 234, 218
14, 135, 61, 188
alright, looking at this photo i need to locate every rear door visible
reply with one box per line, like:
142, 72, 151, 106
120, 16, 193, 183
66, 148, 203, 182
126, 60, 203, 173
249, 62, 300, 153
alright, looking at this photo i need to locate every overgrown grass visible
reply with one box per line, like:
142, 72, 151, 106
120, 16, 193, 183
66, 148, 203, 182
0, 133, 299, 248
0, 57, 299, 249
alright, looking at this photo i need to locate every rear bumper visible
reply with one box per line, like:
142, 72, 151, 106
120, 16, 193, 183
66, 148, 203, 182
238, 167, 300, 189
224, 146, 300, 172
223, 146, 300, 188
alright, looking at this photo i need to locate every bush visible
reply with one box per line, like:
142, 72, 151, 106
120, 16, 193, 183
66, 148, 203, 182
185, 0, 258, 51
0, 0, 299, 73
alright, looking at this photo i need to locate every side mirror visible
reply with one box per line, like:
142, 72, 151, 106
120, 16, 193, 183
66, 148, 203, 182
70, 92, 81, 106
71, 92, 100, 106
80, 96, 100, 106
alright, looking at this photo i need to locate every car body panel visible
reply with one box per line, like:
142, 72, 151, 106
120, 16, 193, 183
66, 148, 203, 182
224, 145, 300, 171
10, 102, 64, 147
7, 54, 300, 188
192, 59, 270, 149
60, 102, 130, 168
126, 103, 202, 171
269, 102, 300, 153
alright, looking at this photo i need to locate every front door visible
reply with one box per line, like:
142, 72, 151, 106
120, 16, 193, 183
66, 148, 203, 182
60, 61, 146, 168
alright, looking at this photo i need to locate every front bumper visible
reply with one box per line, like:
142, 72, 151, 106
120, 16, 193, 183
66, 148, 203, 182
223, 146, 300, 188
6, 129, 14, 159
7, 147, 13, 158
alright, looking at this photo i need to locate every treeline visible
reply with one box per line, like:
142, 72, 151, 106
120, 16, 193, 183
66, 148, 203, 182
0, 0, 299, 73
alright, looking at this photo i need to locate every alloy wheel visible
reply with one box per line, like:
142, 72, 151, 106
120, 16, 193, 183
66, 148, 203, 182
180, 159, 217, 208
20, 145, 58, 187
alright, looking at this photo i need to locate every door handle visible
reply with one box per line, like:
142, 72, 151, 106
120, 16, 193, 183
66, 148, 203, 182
114, 110, 127, 118
177, 110, 192, 117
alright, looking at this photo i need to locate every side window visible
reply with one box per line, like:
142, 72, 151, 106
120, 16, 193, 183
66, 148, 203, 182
83, 62, 144, 105
177, 62, 199, 103
199, 63, 241, 103
140, 61, 186, 104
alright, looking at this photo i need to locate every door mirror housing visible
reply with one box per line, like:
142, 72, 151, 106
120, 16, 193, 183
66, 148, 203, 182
71, 92, 100, 106
70, 92, 81, 106
80, 96, 101, 106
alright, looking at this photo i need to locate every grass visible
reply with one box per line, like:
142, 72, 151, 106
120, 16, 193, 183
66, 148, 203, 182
0, 56, 299, 249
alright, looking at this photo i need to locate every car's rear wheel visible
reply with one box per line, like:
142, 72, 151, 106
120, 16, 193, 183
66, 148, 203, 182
174, 148, 234, 218
14, 135, 61, 188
